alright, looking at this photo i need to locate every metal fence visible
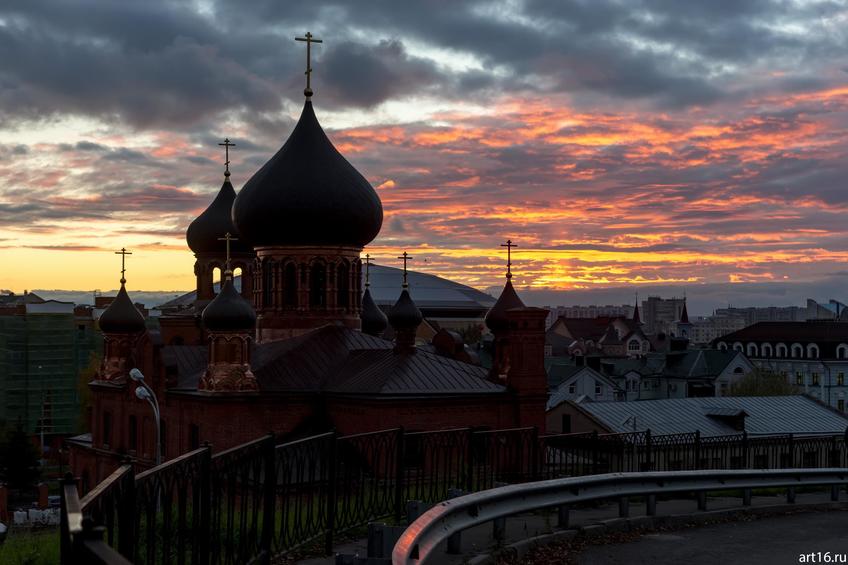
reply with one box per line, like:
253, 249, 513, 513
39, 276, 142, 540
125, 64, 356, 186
61, 426, 848, 564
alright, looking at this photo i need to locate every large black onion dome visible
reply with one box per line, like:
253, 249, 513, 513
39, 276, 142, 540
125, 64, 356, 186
202, 277, 256, 332
232, 100, 383, 247
388, 289, 423, 331
99, 284, 146, 334
484, 280, 525, 333
186, 179, 252, 254
361, 288, 388, 336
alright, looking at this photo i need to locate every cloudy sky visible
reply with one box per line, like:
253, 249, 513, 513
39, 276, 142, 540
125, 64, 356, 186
2, 1, 847, 311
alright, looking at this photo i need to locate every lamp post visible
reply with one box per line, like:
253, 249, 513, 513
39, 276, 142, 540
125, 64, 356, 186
129, 368, 161, 466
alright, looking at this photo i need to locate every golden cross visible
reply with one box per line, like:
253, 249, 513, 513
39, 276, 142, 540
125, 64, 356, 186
218, 138, 235, 177
217, 232, 238, 275
397, 251, 412, 288
364, 253, 372, 287
115, 247, 132, 284
295, 32, 323, 97
500, 239, 517, 280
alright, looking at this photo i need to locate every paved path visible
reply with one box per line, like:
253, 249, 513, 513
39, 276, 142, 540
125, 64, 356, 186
579, 510, 848, 565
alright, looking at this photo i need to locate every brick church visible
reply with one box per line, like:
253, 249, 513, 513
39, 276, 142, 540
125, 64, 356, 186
68, 56, 548, 489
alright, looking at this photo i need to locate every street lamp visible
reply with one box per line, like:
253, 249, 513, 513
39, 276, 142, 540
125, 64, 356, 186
130, 368, 161, 466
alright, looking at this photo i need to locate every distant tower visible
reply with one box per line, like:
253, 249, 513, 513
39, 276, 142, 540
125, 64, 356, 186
387, 252, 422, 353
231, 34, 382, 341
199, 234, 258, 392
632, 295, 641, 325
677, 297, 693, 339
485, 240, 525, 380
186, 139, 255, 305
96, 248, 146, 383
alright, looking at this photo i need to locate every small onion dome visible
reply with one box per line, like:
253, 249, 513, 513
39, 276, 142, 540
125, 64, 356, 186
99, 284, 146, 334
361, 288, 388, 336
186, 179, 252, 255
388, 289, 423, 331
232, 100, 383, 248
484, 279, 525, 333
201, 277, 256, 332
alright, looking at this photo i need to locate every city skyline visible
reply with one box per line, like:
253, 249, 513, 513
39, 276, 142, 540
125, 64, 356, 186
2, 1, 847, 294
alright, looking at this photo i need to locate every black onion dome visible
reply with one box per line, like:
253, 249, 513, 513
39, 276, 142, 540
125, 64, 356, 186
388, 289, 423, 331
232, 100, 383, 247
186, 179, 252, 254
201, 278, 256, 332
360, 288, 388, 336
99, 284, 146, 334
484, 280, 525, 333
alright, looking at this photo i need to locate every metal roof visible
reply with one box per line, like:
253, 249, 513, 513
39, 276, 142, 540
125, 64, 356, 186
574, 396, 848, 437
716, 321, 848, 344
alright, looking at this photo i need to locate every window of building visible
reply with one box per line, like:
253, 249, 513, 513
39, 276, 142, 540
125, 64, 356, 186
189, 424, 200, 451
838, 373, 845, 386
628, 340, 641, 352
796, 372, 804, 386
128, 415, 137, 452
839, 400, 845, 412
284, 263, 297, 307
812, 372, 820, 386
262, 260, 273, 307
568, 384, 576, 394
336, 261, 350, 308
102, 411, 112, 447
595, 383, 602, 396
561, 415, 572, 434
310, 262, 327, 308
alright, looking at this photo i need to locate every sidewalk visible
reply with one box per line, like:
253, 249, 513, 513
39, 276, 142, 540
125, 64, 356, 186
299, 490, 841, 564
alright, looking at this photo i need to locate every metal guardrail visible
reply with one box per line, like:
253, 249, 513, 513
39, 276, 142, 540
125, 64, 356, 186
392, 468, 848, 564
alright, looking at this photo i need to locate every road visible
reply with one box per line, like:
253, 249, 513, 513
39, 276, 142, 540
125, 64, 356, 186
578, 510, 848, 565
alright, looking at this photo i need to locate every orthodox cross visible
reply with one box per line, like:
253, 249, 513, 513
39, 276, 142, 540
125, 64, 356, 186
218, 232, 238, 275
501, 239, 517, 280
364, 253, 372, 287
115, 247, 132, 284
218, 138, 235, 177
397, 251, 412, 288
295, 32, 323, 97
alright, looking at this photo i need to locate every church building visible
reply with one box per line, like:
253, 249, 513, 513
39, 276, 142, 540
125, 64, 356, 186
68, 39, 548, 489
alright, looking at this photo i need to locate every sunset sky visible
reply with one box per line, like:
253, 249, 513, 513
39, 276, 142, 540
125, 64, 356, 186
2, 1, 847, 311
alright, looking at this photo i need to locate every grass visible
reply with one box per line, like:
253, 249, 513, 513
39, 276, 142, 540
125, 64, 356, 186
0, 529, 60, 565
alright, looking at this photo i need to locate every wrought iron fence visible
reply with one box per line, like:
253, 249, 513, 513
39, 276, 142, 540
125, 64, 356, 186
62, 426, 848, 564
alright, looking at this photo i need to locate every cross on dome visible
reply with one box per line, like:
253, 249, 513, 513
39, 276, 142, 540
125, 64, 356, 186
295, 32, 323, 98
218, 138, 235, 178
114, 247, 132, 284
501, 239, 517, 280
397, 251, 412, 288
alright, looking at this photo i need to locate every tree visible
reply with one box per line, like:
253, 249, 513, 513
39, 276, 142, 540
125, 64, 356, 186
457, 323, 483, 346
0, 423, 41, 490
729, 368, 799, 396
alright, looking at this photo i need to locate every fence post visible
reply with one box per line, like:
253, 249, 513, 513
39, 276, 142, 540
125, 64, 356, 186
694, 430, 701, 470
325, 431, 338, 555
394, 427, 405, 522
645, 429, 652, 471
530, 426, 540, 481
787, 433, 794, 468
591, 430, 599, 475
465, 429, 474, 492
117, 459, 136, 558
742, 431, 749, 469
261, 434, 277, 565
199, 444, 212, 565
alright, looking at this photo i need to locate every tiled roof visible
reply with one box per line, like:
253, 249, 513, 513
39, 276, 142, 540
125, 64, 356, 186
163, 325, 504, 397
716, 321, 848, 344
573, 395, 848, 437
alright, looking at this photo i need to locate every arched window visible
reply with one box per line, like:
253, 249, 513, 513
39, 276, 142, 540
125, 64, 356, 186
212, 267, 222, 294
776, 343, 787, 358
838, 344, 848, 360
746, 343, 758, 357
761, 343, 772, 357
310, 262, 327, 308
807, 343, 819, 359
233, 266, 243, 293
791, 343, 803, 359
262, 260, 273, 308
628, 339, 641, 353
336, 261, 350, 308
284, 263, 297, 307
717, 342, 728, 351
733, 342, 743, 353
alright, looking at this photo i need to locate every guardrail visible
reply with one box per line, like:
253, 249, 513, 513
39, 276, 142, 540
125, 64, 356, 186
60, 473, 132, 565
392, 468, 848, 564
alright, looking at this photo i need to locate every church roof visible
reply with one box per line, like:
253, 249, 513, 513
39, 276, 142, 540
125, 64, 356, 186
98, 284, 145, 334
485, 279, 525, 332
162, 325, 505, 397
360, 287, 388, 336
232, 100, 383, 248
186, 178, 252, 255
201, 276, 256, 331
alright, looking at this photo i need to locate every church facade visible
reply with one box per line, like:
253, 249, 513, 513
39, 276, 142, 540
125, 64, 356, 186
68, 62, 548, 490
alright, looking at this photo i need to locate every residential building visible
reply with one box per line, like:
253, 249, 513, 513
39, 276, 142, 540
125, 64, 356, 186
641, 296, 686, 335
545, 304, 633, 328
